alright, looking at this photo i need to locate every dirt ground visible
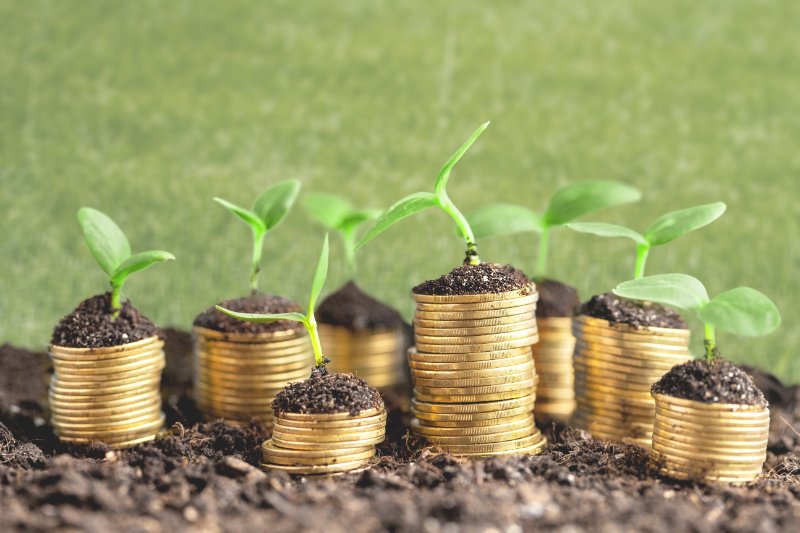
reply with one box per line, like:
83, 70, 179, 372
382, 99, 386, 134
2, 329, 799, 533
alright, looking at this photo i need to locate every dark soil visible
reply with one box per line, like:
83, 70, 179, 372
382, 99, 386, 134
317, 281, 405, 332
272, 367, 384, 416
535, 278, 581, 318
50, 293, 160, 348
653, 358, 768, 407
579, 292, 688, 329
193, 293, 303, 334
412, 263, 532, 296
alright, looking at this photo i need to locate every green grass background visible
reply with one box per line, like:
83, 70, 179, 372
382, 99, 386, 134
2, 0, 798, 382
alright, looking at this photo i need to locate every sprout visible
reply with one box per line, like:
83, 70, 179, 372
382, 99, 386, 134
217, 234, 331, 368
567, 202, 726, 279
357, 122, 490, 265
467, 181, 641, 276
214, 180, 301, 292
303, 193, 381, 278
613, 273, 781, 361
77, 207, 175, 313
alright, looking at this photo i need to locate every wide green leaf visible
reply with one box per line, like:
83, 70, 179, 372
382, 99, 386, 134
566, 222, 648, 246
308, 234, 329, 312
111, 250, 175, 285
613, 274, 710, 311
698, 287, 781, 337
215, 307, 307, 324
543, 181, 641, 227
253, 180, 301, 230
468, 204, 543, 239
644, 202, 726, 246
356, 192, 438, 249
214, 198, 266, 233
303, 192, 353, 229
77, 208, 132, 276
434, 122, 490, 200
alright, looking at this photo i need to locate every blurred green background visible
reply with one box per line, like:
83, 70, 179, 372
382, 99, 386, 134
2, 0, 798, 381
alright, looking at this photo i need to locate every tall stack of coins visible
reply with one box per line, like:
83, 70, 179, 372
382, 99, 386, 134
49, 336, 166, 448
319, 326, 405, 388
409, 286, 547, 457
650, 393, 769, 484
261, 407, 386, 475
531, 317, 576, 421
193, 326, 314, 426
572, 315, 691, 447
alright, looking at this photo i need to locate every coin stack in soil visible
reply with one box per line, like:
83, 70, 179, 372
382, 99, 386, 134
49, 336, 166, 448
320, 326, 405, 388
572, 315, 692, 447
532, 317, 576, 421
410, 277, 547, 457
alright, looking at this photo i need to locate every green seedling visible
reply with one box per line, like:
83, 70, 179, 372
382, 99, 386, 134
303, 193, 381, 278
217, 234, 331, 368
357, 122, 490, 265
77, 207, 175, 313
467, 181, 641, 276
567, 202, 726, 279
613, 273, 781, 361
215, 180, 301, 292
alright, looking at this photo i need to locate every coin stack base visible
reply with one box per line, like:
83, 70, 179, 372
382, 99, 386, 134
650, 393, 769, 484
320, 325, 406, 389
573, 315, 692, 447
193, 326, 314, 426
49, 336, 166, 448
532, 317, 576, 422
261, 408, 386, 475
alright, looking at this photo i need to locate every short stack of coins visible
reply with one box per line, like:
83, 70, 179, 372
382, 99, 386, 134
193, 326, 314, 426
650, 393, 770, 484
572, 315, 692, 447
409, 285, 547, 457
319, 325, 406, 388
531, 317, 577, 421
261, 407, 386, 475
49, 336, 166, 448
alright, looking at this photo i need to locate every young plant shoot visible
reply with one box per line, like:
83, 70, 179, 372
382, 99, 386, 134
303, 193, 381, 278
467, 181, 641, 276
567, 202, 726, 279
613, 273, 781, 361
215, 180, 301, 292
217, 234, 331, 369
78, 207, 175, 313
357, 122, 490, 265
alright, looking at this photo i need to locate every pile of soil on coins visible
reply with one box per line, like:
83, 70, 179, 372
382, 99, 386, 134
193, 293, 303, 334
316, 281, 405, 332
579, 292, 687, 329
272, 367, 384, 416
535, 278, 581, 318
413, 263, 532, 296
653, 358, 768, 407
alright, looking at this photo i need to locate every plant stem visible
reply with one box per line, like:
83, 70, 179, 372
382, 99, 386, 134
250, 230, 266, 292
110, 282, 122, 316
703, 322, 717, 362
438, 195, 480, 265
537, 228, 550, 276
633, 244, 650, 279
342, 230, 357, 279
305, 316, 326, 367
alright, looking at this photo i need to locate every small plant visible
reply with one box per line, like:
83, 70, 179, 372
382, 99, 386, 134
303, 193, 381, 278
468, 181, 641, 276
357, 122, 490, 265
613, 273, 781, 361
214, 180, 301, 292
78, 207, 175, 313
567, 202, 726, 279
217, 234, 331, 368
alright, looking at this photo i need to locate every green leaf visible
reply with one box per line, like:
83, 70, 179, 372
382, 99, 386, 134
543, 181, 641, 227
339, 209, 382, 234
434, 122, 490, 200
77, 207, 131, 276
214, 198, 266, 233
308, 234, 330, 312
613, 274, 710, 311
110, 250, 175, 286
644, 202, 726, 247
698, 287, 781, 337
253, 180, 301, 230
215, 307, 307, 324
468, 204, 543, 239
303, 192, 353, 229
566, 222, 648, 246
356, 192, 438, 249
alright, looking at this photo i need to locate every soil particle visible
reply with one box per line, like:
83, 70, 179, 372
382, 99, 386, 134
272, 367, 383, 415
193, 293, 303, 334
535, 278, 581, 318
412, 263, 532, 296
653, 358, 767, 407
316, 281, 405, 332
579, 292, 688, 329
50, 293, 160, 348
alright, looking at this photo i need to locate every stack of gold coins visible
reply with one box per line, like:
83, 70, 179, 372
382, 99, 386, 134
650, 393, 769, 484
193, 326, 314, 427
49, 336, 166, 448
409, 286, 547, 457
319, 326, 405, 388
261, 407, 386, 475
532, 317, 576, 421
572, 315, 691, 447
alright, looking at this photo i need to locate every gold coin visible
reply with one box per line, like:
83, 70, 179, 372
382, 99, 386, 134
573, 358, 676, 380
414, 388, 534, 404
574, 350, 687, 373
51, 403, 161, 425
194, 325, 304, 343
51, 369, 162, 387
267, 448, 376, 466
52, 349, 164, 370
415, 337, 537, 354
414, 328, 537, 346
271, 435, 384, 450
408, 354, 532, 371
535, 389, 576, 401
275, 411, 387, 429
412, 286, 537, 304
48, 390, 159, 410
653, 403, 769, 422
52, 410, 162, 431
412, 415, 533, 437
56, 414, 164, 438
575, 321, 691, 343
49, 380, 160, 398
421, 426, 535, 445
537, 316, 573, 328
414, 304, 537, 322
271, 428, 385, 444
262, 457, 371, 475
413, 369, 534, 389
195, 369, 310, 386
273, 421, 385, 436
573, 377, 653, 398
414, 320, 537, 338
653, 393, 769, 413
414, 315, 541, 329
262, 440, 372, 458
650, 442, 766, 463
574, 367, 664, 389
455, 438, 547, 458
412, 396, 534, 414
408, 346, 532, 362
49, 336, 163, 358
414, 294, 538, 312
414, 379, 535, 396
197, 333, 310, 349
413, 412, 532, 428
58, 433, 158, 448
651, 427, 768, 451
48, 385, 160, 403
654, 416, 769, 435
573, 315, 690, 338
651, 453, 764, 472
49, 395, 160, 415
574, 331, 690, 352
410, 360, 534, 380
277, 407, 384, 421
430, 432, 541, 454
